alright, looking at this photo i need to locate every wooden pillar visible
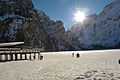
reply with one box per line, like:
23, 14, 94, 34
0, 55, 2, 61
15, 54, 18, 60
9, 51, 12, 61
38, 53, 39, 60
25, 54, 27, 60
38, 53, 40, 60
10, 54, 13, 61
30, 53, 31, 60
5, 54, 8, 61
34, 53, 36, 60
7, 54, 10, 61
20, 54, 22, 60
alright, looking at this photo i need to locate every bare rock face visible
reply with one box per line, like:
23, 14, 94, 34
35, 10, 75, 51
0, 0, 34, 42
0, 0, 34, 16
66, 0, 120, 50
44, 20, 75, 51
16, 10, 56, 51
0, 0, 75, 51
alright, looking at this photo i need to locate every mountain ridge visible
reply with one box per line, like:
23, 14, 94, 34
66, 0, 120, 50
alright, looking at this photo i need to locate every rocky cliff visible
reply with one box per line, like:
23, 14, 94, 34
66, 0, 120, 50
0, 0, 75, 51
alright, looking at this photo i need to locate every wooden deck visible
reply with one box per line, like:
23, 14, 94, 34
0, 50, 42, 62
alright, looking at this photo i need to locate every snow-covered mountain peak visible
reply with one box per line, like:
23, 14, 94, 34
66, 0, 120, 50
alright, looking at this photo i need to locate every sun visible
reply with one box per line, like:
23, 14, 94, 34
74, 11, 86, 22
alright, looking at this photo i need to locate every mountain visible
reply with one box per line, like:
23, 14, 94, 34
1, 0, 120, 51
0, 0, 75, 51
66, 0, 120, 50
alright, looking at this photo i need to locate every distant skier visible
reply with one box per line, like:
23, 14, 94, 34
76, 53, 80, 58
72, 53, 74, 57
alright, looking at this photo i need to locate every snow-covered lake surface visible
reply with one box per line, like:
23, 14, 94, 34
0, 49, 120, 80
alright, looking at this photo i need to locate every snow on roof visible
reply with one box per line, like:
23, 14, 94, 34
0, 42, 24, 47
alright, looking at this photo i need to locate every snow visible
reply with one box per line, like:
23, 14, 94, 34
27, 9, 35, 15
4, 19, 23, 41
0, 49, 120, 80
98, 0, 120, 21
0, 13, 25, 21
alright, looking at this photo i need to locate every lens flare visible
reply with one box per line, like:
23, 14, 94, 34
74, 11, 86, 22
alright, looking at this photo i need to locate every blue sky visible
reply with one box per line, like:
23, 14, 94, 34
32, 0, 114, 30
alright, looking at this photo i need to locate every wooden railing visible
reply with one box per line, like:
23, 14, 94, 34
0, 48, 21, 51
0, 49, 44, 62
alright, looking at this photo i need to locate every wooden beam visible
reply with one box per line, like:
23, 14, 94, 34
0, 48, 21, 51
25, 54, 27, 60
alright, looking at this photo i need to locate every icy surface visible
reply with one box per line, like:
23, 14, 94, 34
0, 49, 120, 80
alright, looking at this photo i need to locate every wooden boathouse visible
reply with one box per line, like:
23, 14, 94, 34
0, 42, 42, 62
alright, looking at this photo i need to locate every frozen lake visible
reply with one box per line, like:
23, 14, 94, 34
0, 49, 120, 80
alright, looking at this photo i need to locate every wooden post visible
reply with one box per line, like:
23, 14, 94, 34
10, 54, 13, 61
30, 53, 31, 60
20, 54, 22, 60
9, 51, 11, 61
34, 53, 36, 60
11, 54, 13, 60
25, 54, 27, 60
38, 52, 40, 60
15, 54, 18, 60
38, 53, 39, 60
0, 55, 2, 61
7, 54, 10, 61
5, 54, 8, 61
4, 51, 6, 61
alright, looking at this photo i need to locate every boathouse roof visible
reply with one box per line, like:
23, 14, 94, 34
0, 42, 24, 47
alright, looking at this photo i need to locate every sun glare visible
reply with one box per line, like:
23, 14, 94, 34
74, 11, 86, 22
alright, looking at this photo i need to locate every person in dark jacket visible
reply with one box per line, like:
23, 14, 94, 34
40, 55, 43, 60
76, 53, 80, 58
118, 59, 120, 64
